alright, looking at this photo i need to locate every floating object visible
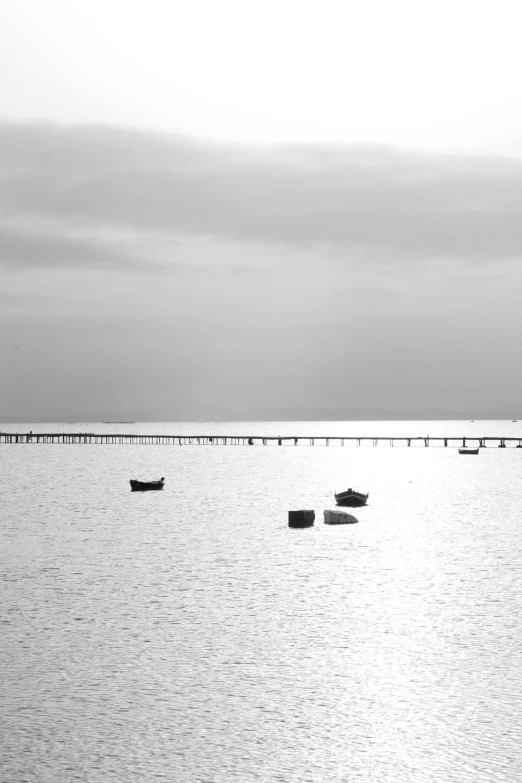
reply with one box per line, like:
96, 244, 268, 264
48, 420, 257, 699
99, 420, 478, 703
288, 510, 315, 528
130, 477, 165, 491
334, 488, 368, 507
458, 447, 479, 455
324, 510, 358, 525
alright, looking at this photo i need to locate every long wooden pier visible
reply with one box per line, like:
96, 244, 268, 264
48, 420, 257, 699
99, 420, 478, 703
1, 432, 522, 448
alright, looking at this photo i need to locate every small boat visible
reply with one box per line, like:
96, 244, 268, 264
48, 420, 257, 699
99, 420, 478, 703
288, 510, 315, 528
324, 510, 358, 525
334, 488, 368, 507
130, 477, 165, 491
458, 447, 479, 455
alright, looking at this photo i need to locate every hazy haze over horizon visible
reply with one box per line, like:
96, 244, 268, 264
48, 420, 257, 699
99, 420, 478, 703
1, 0, 522, 421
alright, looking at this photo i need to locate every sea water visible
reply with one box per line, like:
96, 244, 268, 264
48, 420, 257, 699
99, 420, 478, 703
1, 421, 522, 782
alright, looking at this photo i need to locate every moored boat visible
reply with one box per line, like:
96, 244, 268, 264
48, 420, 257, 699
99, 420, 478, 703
288, 510, 315, 528
458, 447, 479, 455
130, 477, 165, 491
324, 510, 358, 525
334, 488, 368, 507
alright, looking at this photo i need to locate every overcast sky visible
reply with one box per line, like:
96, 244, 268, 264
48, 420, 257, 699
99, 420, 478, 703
1, 0, 521, 420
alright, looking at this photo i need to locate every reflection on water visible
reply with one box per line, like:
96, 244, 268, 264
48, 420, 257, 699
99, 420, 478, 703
2, 422, 522, 782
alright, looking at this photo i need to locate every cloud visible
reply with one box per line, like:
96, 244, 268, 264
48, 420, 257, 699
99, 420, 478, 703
0, 224, 150, 271
1, 122, 522, 265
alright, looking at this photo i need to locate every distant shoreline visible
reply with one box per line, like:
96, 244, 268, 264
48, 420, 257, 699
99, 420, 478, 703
0, 417, 520, 425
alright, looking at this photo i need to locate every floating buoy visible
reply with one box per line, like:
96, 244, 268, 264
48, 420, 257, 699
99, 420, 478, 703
323, 509, 358, 525
288, 510, 315, 528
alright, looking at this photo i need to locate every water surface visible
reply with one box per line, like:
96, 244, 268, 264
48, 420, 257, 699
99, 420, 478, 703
2, 421, 522, 782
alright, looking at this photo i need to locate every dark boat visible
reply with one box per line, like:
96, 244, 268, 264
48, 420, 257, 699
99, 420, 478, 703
458, 447, 479, 455
288, 510, 315, 528
130, 477, 165, 491
334, 488, 368, 507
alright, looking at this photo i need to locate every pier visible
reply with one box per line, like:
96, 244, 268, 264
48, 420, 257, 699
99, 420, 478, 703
1, 432, 522, 448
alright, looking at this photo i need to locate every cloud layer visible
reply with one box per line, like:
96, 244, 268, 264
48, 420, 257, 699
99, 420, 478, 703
1, 122, 521, 420
2, 122, 522, 266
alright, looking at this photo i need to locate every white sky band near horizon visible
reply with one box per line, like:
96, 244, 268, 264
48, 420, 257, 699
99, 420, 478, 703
1, 0, 522, 154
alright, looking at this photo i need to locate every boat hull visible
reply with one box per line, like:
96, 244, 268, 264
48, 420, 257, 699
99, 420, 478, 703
288, 510, 315, 528
334, 491, 368, 507
130, 479, 165, 491
458, 448, 479, 455
324, 510, 358, 525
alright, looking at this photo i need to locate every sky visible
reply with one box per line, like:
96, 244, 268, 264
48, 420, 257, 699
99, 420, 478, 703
1, 0, 522, 421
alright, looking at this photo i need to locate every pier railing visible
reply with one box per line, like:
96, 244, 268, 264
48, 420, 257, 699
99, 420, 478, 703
1, 432, 521, 448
